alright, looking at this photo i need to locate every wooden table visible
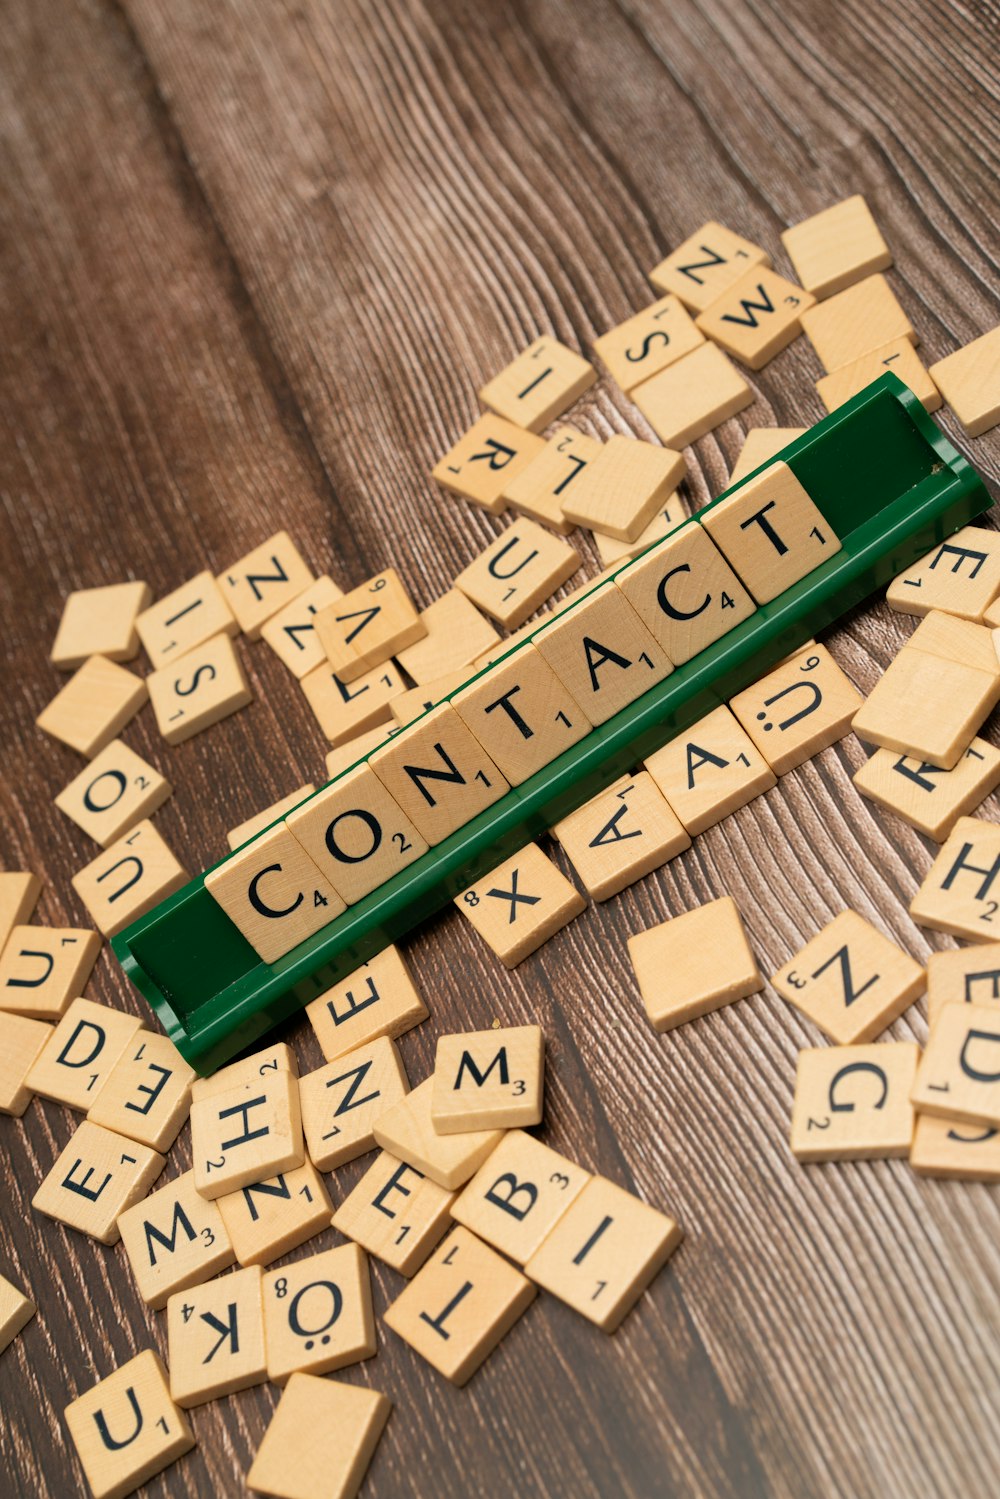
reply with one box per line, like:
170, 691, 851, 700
3, 2, 999, 1495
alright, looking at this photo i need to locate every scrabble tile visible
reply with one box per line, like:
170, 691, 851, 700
332, 1152, 456, 1276
33, 1120, 164, 1244
451, 644, 591, 786
700, 462, 842, 604
394, 589, 501, 684
696, 267, 815, 370
561, 435, 686, 543
216, 1159, 332, 1267
0, 1272, 35, 1353
369, 703, 508, 845
502, 427, 601, 533
781, 195, 892, 299
51, 581, 152, 670
887, 525, 1000, 622
926, 943, 1000, 1030
649, 221, 770, 313
55, 740, 172, 848
643, 704, 776, 835
729, 427, 808, 484
854, 738, 1000, 842
630, 340, 754, 447
167, 1265, 267, 1406
929, 326, 1000, 436
0, 926, 101, 1020
260, 576, 344, 679
373, 1077, 502, 1190
87, 1031, 194, 1152
315, 569, 425, 684
433, 414, 547, 514
772, 910, 924, 1044
451, 1131, 589, 1264
118, 1170, 235, 1308
306, 945, 428, 1062
0, 871, 42, 954
217, 531, 313, 639
524, 1175, 681, 1331
190, 1040, 298, 1105
431, 1025, 543, 1134
302, 658, 406, 745
903, 607, 1000, 672
532, 581, 671, 726
147, 632, 252, 745
286, 766, 428, 907
593, 492, 688, 568
390, 672, 467, 728
26, 999, 142, 1110
454, 520, 581, 628
227, 785, 317, 852
552, 772, 690, 900
628, 896, 763, 1032
205, 824, 343, 964
324, 725, 394, 779
455, 844, 586, 967
790, 1042, 919, 1161
263, 1242, 376, 1384
593, 294, 705, 391
910, 816, 1000, 940
384, 1225, 535, 1385
472, 614, 555, 671
0, 1012, 51, 1115
800, 273, 915, 373
817, 337, 940, 414
615, 521, 756, 665
72, 821, 188, 938
64, 1350, 194, 1499
36, 656, 147, 759
911, 1002, 1000, 1125
300, 1037, 409, 1170
135, 570, 239, 669
191, 1070, 303, 1200
729, 643, 862, 774
247, 1372, 391, 1499
910, 1113, 1000, 1180
478, 337, 596, 432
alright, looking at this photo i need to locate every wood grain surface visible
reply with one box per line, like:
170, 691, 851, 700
2, 1, 1000, 1495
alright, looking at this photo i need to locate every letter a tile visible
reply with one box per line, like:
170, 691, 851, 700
772, 911, 924, 1044
552, 772, 690, 901
643, 704, 776, 835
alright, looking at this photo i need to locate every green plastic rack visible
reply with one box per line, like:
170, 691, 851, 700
113, 374, 991, 1074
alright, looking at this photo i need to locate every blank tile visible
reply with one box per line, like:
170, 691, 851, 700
593, 294, 705, 391
454, 520, 581, 627
628, 896, 763, 1032
0, 872, 42, 954
286, 766, 428, 907
217, 531, 313, 639
455, 843, 586, 967
800, 273, 915, 373
929, 326, 1000, 436
630, 341, 754, 447
314, 568, 425, 684
910, 1113, 1000, 1180
305, 945, 428, 1063
205, 824, 343, 964
299, 1036, 409, 1170
64, 1350, 194, 1499
394, 589, 501, 685
0, 1012, 51, 1116
649, 221, 770, 313
854, 738, 1000, 842
593, 491, 688, 568
772, 910, 924, 1044
54, 739, 171, 848
790, 1043, 919, 1161
33, 1120, 164, 1244
696, 267, 814, 369
817, 337, 940, 413
167, 1264, 267, 1407
136, 570, 238, 669
369, 704, 508, 845
118, 1170, 235, 1310
644, 703, 776, 834
247, 1372, 391, 1499
615, 521, 756, 665
51, 581, 151, 670
263, 1242, 376, 1384
728, 643, 862, 774
910, 815, 1000, 940
36, 656, 147, 759
147, 632, 252, 745
781, 195, 892, 299
373, 1077, 502, 1191
451, 644, 591, 786
0, 926, 101, 1020
72, 820, 188, 938
0, 1272, 35, 1353
502, 427, 601, 533
432, 414, 547, 514
478, 337, 596, 432
700, 461, 842, 604
729, 427, 808, 484
332, 1151, 456, 1276
451, 1131, 590, 1264
561, 435, 686, 543
260, 576, 345, 679
190, 1070, 304, 1200
553, 772, 690, 900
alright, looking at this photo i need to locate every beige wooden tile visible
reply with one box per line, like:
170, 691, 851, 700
628, 895, 762, 1032
167, 1264, 267, 1407
64, 1350, 194, 1499
478, 337, 596, 433
910, 1113, 1000, 1179
700, 461, 842, 604
55, 739, 172, 848
0, 1272, 35, 1353
247, 1371, 391, 1499
302, 658, 406, 745
324, 725, 394, 779
286, 766, 428, 907
205, 824, 343, 964
855, 738, 1000, 842
524, 1175, 681, 1331
264, 1242, 376, 1384
649, 221, 770, 313
36, 655, 147, 759
136, 570, 238, 669
147, 632, 252, 745
729, 643, 862, 774
87, 1031, 194, 1152
260, 576, 343, 679
800, 273, 915, 373
191, 1070, 304, 1200
306, 945, 428, 1063
300, 1037, 409, 1170
0, 871, 42, 955
190, 1040, 298, 1106
217, 531, 313, 640
433, 414, 547, 514
615, 520, 756, 665
72, 820, 188, 938
431, 1025, 543, 1134
887, 526, 1000, 623
929, 326, 1000, 436
0, 1012, 51, 1116
593, 294, 705, 391
451, 644, 591, 786
471, 615, 556, 672
227, 785, 317, 852
332, 1151, 456, 1276
373, 1076, 502, 1190
390, 672, 467, 728
369, 703, 508, 845
454, 520, 581, 628
455, 843, 586, 968
643, 703, 776, 834
118, 1170, 235, 1309
772, 910, 924, 1044
817, 337, 940, 414
26, 998, 142, 1110
33, 1120, 164, 1244
51, 581, 151, 672
630, 341, 754, 448
910, 815, 1000, 940
696, 267, 815, 369
532, 581, 671, 726
315, 569, 425, 684
502, 427, 601, 533
911, 1002, 1000, 1125
561, 435, 686, 542
0, 926, 101, 1020
394, 589, 501, 684
790, 1042, 919, 1161
926, 943, 1000, 1030
593, 492, 688, 567
451, 1131, 589, 1264
905, 607, 1000, 671
552, 772, 690, 901
782, 195, 892, 299
384, 1224, 535, 1386
216, 1158, 332, 1268
729, 427, 808, 484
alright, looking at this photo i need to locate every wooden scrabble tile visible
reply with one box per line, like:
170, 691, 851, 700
247, 1372, 391, 1499
729, 427, 808, 484
800, 273, 915, 373
910, 816, 1000, 940
300, 1037, 409, 1170
524, 1175, 681, 1331
260, 576, 344, 679
433, 414, 547, 514
593, 295, 705, 392
306, 945, 428, 1062
561, 435, 686, 543
431, 1025, 543, 1135
217, 531, 314, 639
315, 569, 425, 684
630, 340, 754, 447
790, 1042, 919, 1161
0, 1012, 51, 1115
910, 1113, 1000, 1180
384, 1224, 535, 1385
263, 1242, 376, 1383
782, 195, 892, 300
205, 824, 343, 964
394, 589, 501, 684
190, 1041, 299, 1105
0, 1272, 35, 1353
451, 1131, 589, 1264
147, 631, 252, 745
911, 1002, 1000, 1125
906, 606, 1000, 671
64, 1350, 194, 1499
332, 1151, 456, 1276
478, 336, 596, 433
700, 461, 842, 604
772, 910, 924, 1044
167, 1265, 267, 1407
454, 520, 581, 629
324, 725, 394, 779
593, 492, 688, 568
191, 1070, 303, 1200
729, 643, 862, 774
887, 526, 1000, 622
33, 1120, 164, 1244
628, 896, 762, 1032
643, 704, 776, 835
135, 570, 238, 669
502, 427, 601, 533
929, 326, 1000, 436
552, 772, 690, 901
286, 766, 428, 907
0, 871, 42, 954
854, 738, 1000, 842
72, 820, 188, 938
227, 785, 317, 852
649, 221, 770, 313
87, 1031, 194, 1152
696, 267, 815, 370
26, 998, 142, 1109
302, 658, 406, 745
927, 943, 1000, 1030
471, 615, 554, 672
817, 337, 940, 414
532, 581, 671, 726
369, 703, 508, 845
454, 844, 586, 967
36, 655, 147, 759
216, 1159, 332, 1267
615, 521, 756, 665
118, 1170, 235, 1309
0, 926, 101, 1020
55, 739, 171, 848
451, 644, 590, 786
373, 1077, 502, 1190
51, 581, 152, 670
390, 672, 467, 728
